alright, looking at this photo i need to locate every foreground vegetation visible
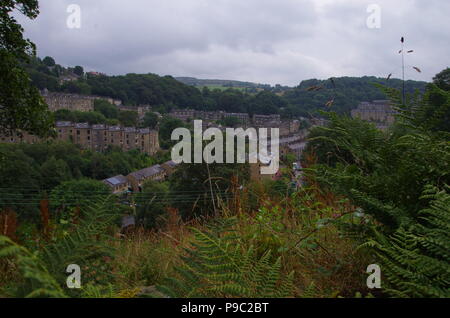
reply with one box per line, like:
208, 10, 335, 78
1, 77, 448, 298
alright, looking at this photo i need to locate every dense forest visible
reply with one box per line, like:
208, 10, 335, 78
24, 56, 427, 118
0, 141, 168, 221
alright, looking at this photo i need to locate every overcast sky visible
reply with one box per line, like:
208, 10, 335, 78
16, 0, 450, 86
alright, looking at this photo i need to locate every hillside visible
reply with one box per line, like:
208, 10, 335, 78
175, 76, 273, 91
283, 76, 428, 115
24, 56, 428, 117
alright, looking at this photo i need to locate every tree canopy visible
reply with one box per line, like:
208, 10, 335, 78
0, 0, 54, 137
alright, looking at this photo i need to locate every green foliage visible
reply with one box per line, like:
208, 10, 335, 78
0, 142, 155, 212
73, 66, 84, 77
157, 218, 294, 298
158, 116, 188, 149
307, 80, 450, 298
283, 76, 426, 117
118, 110, 138, 127
396, 83, 450, 133
0, 199, 118, 298
49, 179, 112, 212
135, 180, 170, 228
42, 199, 119, 296
169, 155, 249, 219
0, 236, 67, 298
309, 115, 450, 232
303, 113, 383, 167
40, 156, 72, 189
23, 53, 429, 119
94, 99, 119, 119
433, 68, 450, 91
142, 112, 159, 129
365, 186, 450, 298
42, 56, 55, 67
0, 1, 54, 137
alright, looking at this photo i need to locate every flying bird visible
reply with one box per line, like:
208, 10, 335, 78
412, 66, 422, 73
401, 37, 404, 43
386, 73, 392, 81
407, 50, 414, 53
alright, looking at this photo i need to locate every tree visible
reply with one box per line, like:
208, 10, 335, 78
118, 111, 138, 127
40, 156, 72, 189
49, 179, 112, 214
168, 136, 250, 219
73, 65, 84, 77
142, 112, 158, 129
0, 144, 41, 220
42, 56, 55, 67
94, 99, 119, 119
0, 0, 54, 137
433, 67, 450, 91
135, 180, 170, 228
158, 116, 187, 149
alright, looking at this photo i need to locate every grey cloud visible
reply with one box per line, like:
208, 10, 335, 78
16, 0, 450, 85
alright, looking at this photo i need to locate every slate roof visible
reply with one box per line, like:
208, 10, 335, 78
129, 165, 164, 181
103, 175, 128, 186
56, 121, 73, 127
163, 160, 178, 168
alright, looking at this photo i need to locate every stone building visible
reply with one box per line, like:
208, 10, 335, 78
170, 109, 197, 122
103, 175, 131, 194
161, 160, 179, 176
351, 100, 396, 129
224, 112, 250, 126
280, 119, 300, 136
42, 91, 95, 112
41, 90, 122, 112
253, 114, 282, 128
202, 111, 225, 122
127, 165, 166, 192
1, 122, 160, 156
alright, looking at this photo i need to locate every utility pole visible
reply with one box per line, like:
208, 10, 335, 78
401, 37, 405, 104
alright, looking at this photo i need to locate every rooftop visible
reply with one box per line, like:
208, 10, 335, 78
103, 175, 128, 186
129, 165, 164, 180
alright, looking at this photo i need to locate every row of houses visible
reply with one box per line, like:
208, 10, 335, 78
41, 89, 123, 112
1, 121, 160, 156
169, 109, 301, 136
169, 109, 282, 127
103, 161, 179, 194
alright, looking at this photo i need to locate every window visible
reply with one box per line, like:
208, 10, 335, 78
77, 130, 80, 135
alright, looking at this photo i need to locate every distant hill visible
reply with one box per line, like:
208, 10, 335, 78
282, 76, 428, 116
175, 77, 270, 89
24, 56, 430, 118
